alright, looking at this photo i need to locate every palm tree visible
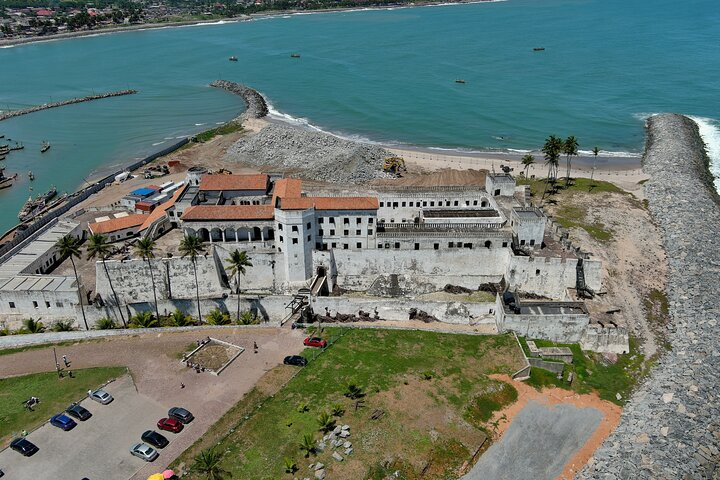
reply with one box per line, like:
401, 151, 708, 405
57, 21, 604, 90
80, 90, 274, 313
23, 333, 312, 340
541, 135, 563, 200
129, 311, 158, 328
170, 309, 195, 327
134, 237, 160, 321
55, 234, 88, 330
192, 447, 230, 480
317, 411, 335, 433
299, 433, 315, 458
86, 234, 126, 328
179, 234, 206, 323
237, 310, 258, 325
563, 135, 579, 186
51, 320, 75, 332
591, 146, 600, 183
225, 249, 252, 323
95, 317, 115, 330
206, 308, 231, 325
521, 154, 535, 178
23, 318, 45, 334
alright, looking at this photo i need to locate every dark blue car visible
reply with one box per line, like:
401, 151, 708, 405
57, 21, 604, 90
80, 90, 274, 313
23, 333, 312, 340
50, 413, 77, 431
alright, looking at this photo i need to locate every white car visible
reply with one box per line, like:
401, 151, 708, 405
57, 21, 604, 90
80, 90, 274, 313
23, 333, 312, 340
89, 388, 113, 405
130, 443, 158, 462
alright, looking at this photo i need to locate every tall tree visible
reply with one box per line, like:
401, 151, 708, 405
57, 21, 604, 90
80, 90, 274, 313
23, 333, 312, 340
179, 234, 206, 323
521, 154, 535, 178
55, 234, 88, 330
541, 135, 563, 200
192, 447, 230, 480
134, 237, 160, 321
225, 249, 253, 323
591, 146, 600, 183
563, 135, 579, 186
86, 234, 126, 328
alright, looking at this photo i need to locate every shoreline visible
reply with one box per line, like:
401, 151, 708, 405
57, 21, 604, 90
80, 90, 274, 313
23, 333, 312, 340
0, 0, 496, 49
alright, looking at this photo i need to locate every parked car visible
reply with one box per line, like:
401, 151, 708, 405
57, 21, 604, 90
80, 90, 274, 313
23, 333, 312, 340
10, 438, 38, 457
50, 413, 77, 431
89, 389, 113, 405
303, 337, 327, 348
168, 407, 194, 424
66, 403, 92, 421
157, 417, 183, 433
129, 443, 158, 462
283, 355, 308, 367
141, 430, 169, 449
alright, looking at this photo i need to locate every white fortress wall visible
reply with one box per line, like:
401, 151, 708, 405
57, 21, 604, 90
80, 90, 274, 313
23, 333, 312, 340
506, 255, 579, 299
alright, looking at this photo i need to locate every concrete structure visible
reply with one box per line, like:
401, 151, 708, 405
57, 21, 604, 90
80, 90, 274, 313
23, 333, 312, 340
88, 213, 146, 242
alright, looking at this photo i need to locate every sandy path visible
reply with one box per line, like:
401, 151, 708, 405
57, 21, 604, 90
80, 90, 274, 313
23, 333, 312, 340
486, 375, 621, 480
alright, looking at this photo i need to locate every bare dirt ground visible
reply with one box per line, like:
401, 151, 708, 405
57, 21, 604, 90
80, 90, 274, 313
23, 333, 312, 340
0, 327, 305, 480
543, 190, 667, 357
471, 374, 622, 480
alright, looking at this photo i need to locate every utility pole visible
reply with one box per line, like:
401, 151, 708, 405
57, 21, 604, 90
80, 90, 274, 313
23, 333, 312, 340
53, 347, 61, 379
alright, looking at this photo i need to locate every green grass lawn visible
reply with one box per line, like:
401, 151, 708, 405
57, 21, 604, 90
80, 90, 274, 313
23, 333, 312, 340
518, 336, 649, 405
175, 329, 525, 480
193, 121, 243, 142
0, 367, 126, 446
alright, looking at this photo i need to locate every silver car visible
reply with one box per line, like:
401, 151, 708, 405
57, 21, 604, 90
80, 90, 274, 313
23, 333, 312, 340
130, 443, 158, 462
89, 388, 113, 405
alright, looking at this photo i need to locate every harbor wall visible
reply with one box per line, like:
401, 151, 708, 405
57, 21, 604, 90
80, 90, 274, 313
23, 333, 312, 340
0, 90, 138, 122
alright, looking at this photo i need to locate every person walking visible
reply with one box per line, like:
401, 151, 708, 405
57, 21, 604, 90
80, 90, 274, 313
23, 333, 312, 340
62, 355, 69, 367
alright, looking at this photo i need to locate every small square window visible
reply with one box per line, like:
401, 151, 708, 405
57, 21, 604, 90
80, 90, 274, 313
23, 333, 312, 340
292, 238, 298, 244
502, 242, 508, 248
330, 217, 335, 224
520, 239, 526, 245
401, 202, 406, 207
279, 235, 284, 242
434, 243, 439, 250
448, 242, 454, 248
394, 242, 400, 249
344, 230, 349, 236
45, 301, 51, 308
356, 230, 361, 235
473, 200, 478, 206
330, 229, 336, 235
56, 302, 63, 308
393, 202, 398, 208
343, 244, 349, 250
307, 235, 311, 241
323, 243, 328, 250
307, 222, 311, 230
318, 218, 324, 224
9, 302, 15, 308
530, 239, 536, 246
430, 201, 435, 207
292, 225, 298, 232
344, 218, 350, 225
378, 244, 383, 249
454, 201, 459, 206
32, 301, 38, 308
423, 201, 427, 207
368, 218, 374, 224
319, 229, 324, 236
356, 242, 362, 248
380, 202, 384, 207
409, 201, 414, 207
332, 242, 337, 248
368, 229, 373, 235
356, 218, 362, 224
414, 243, 420, 250
536, 269, 541, 275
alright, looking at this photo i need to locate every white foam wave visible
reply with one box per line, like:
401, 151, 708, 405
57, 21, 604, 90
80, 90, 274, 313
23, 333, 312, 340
632, 112, 662, 122
195, 123, 206, 126
508, 148, 532, 154
689, 116, 720, 193
578, 149, 641, 158
152, 141, 166, 146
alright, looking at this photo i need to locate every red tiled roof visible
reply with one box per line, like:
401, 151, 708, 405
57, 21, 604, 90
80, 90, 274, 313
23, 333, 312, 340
199, 174, 268, 192
280, 197, 379, 211
139, 184, 188, 232
273, 178, 302, 199
89, 214, 146, 235
181, 205, 274, 221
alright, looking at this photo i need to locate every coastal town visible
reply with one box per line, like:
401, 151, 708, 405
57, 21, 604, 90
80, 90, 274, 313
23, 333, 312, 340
1, 3, 719, 479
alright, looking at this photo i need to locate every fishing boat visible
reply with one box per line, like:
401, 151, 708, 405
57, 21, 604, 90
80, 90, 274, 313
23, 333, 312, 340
0, 155, 6, 161
9, 143, 24, 151
41, 141, 51, 153
455, 79, 466, 84
229, 56, 238, 62
533, 47, 545, 51
28, 171, 34, 181
0, 168, 17, 189
290, 53, 301, 58
17, 185, 57, 221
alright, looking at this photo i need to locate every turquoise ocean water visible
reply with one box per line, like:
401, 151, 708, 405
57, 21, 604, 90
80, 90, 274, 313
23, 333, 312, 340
1, 0, 719, 233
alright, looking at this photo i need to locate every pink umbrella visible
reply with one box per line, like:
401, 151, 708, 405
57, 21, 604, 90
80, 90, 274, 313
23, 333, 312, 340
162, 470, 175, 479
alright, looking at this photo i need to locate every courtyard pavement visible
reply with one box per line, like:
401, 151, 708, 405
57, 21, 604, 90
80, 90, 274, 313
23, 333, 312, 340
463, 400, 603, 480
0, 327, 305, 479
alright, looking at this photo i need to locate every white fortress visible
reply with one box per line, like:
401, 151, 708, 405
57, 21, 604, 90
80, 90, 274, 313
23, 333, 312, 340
0, 170, 627, 353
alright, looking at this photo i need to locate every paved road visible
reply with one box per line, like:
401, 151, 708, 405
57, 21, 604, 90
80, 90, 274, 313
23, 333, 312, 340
0, 375, 170, 480
0, 327, 305, 479
463, 400, 603, 480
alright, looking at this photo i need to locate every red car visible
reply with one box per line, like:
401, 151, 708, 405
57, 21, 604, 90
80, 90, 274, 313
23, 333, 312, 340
157, 417, 183, 433
303, 337, 327, 348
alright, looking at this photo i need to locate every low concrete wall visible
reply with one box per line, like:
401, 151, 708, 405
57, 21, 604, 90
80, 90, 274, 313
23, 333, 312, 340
310, 296, 496, 325
498, 310, 589, 343
579, 324, 630, 354
528, 357, 565, 374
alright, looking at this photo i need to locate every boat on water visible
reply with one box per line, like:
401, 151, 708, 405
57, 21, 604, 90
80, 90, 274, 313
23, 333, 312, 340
0, 168, 17, 190
455, 79, 466, 84
290, 53, 301, 58
28, 171, 34, 181
229, 56, 238, 62
18, 185, 57, 221
9, 143, 24, 151
41, 141, 50, 153
0, 155, 6, 161
533, 47, 545, 51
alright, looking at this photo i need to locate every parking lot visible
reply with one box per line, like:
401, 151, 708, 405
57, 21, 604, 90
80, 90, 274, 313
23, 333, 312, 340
0, 375, 178, 480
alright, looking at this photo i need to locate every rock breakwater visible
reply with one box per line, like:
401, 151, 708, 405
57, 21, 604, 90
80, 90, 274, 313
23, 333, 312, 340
0, 89, 137, 122
224, 122, 393, 184
210, 80, 268, 121
580, 114, 720, 479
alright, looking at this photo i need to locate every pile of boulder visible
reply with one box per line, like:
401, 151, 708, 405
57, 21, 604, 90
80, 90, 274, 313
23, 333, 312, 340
302, 424, 353, 480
